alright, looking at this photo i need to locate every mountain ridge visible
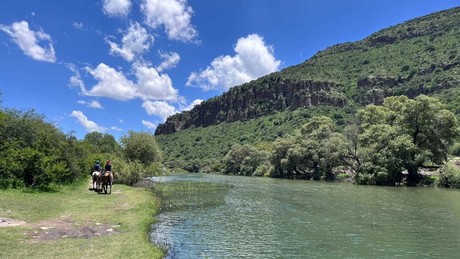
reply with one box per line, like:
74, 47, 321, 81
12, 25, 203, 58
156, 6, 460, 135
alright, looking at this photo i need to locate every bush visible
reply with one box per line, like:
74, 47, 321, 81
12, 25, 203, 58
420, 175, 437, 186
253, 163, 272, 177
336, 173, 350, 181
121, 131, 162, 166
436, 162, 460, 189
114, 159, 146, 186
374, 171, 391, 186
449, 142, 460, 156
354, 173, 375, 185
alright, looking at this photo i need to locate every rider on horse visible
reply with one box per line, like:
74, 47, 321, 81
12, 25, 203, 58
92, 160, 101, 174
105, 160, 111, 172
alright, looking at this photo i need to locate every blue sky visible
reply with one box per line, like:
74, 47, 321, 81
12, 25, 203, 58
1, 0, 458, 140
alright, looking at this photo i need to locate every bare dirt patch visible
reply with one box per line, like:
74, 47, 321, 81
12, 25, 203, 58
27, 217, 120, 242
0, 217, 27, 227
2, 216, 120, 242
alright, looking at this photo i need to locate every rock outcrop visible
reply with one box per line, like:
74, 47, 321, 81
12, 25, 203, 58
155, 80, 346, 135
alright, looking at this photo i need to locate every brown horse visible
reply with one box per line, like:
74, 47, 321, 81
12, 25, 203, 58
101, 171, 113, 194
91, 171, 101, 191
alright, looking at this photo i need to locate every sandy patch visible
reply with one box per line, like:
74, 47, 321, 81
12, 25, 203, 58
0, 217, 27, 227
1, 216, 120, 242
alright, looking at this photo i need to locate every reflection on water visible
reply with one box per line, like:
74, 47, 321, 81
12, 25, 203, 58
151, 174, 460, 258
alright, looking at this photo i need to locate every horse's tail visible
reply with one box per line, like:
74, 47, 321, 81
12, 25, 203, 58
92, 171, 99, 179
102, 171, 112, 183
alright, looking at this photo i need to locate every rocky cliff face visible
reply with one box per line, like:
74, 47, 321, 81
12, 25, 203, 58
156, 7, 460, 136
155, 80, 346, 135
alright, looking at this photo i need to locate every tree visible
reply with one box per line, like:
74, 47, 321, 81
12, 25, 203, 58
0, 109, 87, 189
120, 131, 162, 166
83, 132, 120, 154
355, 95, 459, 186
271, 116, 347, 180
223, 144, 267, 175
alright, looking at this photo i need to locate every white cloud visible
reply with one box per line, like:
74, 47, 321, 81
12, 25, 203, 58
107, 22, 153, 62
67, 64, 87, 93
0, 21, 56, 63
73, 22, 83, 30
70, 111, 107, 133
182, 99, 202, 111
142, 119, 157, 129
134, 62, 178, 101
85, 63, 137, 101
111, 126, 123, 131
78, 100, 103, 109
102, 0, 132, 17
141, 0, 197, 42
156, 51, 180, 72
186, 34, 280, 91
81, 62, 178, 102
142, 100, 177, 120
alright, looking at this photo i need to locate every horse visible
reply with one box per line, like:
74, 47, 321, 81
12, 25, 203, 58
101, 171, 113, 194
91, 171, 101, 191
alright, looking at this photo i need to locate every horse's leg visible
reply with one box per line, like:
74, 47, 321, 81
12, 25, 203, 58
109, 174, 113, 194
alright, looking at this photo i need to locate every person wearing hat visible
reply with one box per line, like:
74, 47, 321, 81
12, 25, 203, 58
105, 160, 112, 172
92, 160, 101, 175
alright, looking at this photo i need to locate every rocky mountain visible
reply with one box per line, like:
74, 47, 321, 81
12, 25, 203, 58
156, 7, 460, 135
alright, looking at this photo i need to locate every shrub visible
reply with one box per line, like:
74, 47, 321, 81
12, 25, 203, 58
449, 142, 460, 156
336, 173, 350, 181
420, 175, 437, 186
436, 162, 460, 189
114, 159, 146, 186
354, 173, 375, 185
374, 171, 391, 186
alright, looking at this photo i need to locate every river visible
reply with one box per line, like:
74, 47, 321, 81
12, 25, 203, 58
151, 174, 460, 258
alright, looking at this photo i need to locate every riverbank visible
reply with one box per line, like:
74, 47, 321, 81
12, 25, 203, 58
0, 179, 164, 258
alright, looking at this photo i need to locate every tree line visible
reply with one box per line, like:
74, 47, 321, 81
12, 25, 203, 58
222, 95, 460, 187
0, 108, 162, 190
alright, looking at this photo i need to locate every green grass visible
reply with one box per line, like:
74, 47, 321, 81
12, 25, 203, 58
0, 179, 164, 258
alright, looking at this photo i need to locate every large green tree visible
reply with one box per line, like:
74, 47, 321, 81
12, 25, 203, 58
271, 116, 347, 180
355, 95, 459, 186
83, 132, 121, 154
223, 144, 269, 176
120, 131, 162, 166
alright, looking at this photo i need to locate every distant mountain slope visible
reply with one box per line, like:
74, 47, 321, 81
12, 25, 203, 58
156, 7, 460, 135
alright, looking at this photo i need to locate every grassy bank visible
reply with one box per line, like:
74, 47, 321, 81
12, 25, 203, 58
0, 179, 164, 259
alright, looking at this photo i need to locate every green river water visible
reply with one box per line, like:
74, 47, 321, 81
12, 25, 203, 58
151, 174, 460, 258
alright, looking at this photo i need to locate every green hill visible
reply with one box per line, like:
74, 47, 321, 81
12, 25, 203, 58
156, 7, 460, 170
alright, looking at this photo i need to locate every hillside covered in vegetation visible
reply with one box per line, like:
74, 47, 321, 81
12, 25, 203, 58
156, 7, 460, 135
156, 7, 460, 186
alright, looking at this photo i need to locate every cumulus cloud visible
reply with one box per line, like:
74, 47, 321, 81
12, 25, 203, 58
102, 0, 132, 17
0, 21, 56, 63
107, 22, 153, 62
85, 63, 137, 101
134, 61, 178, 101
141, 0, 197, 42
80, 62, 178, 102
186, 34, 280, 91
182, 99, 203, 111
156, 51, 180, 72
70, 111, 107, 133
78, 100, 103, 109
142, 119, 157, 129
142, 100, 177, 120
